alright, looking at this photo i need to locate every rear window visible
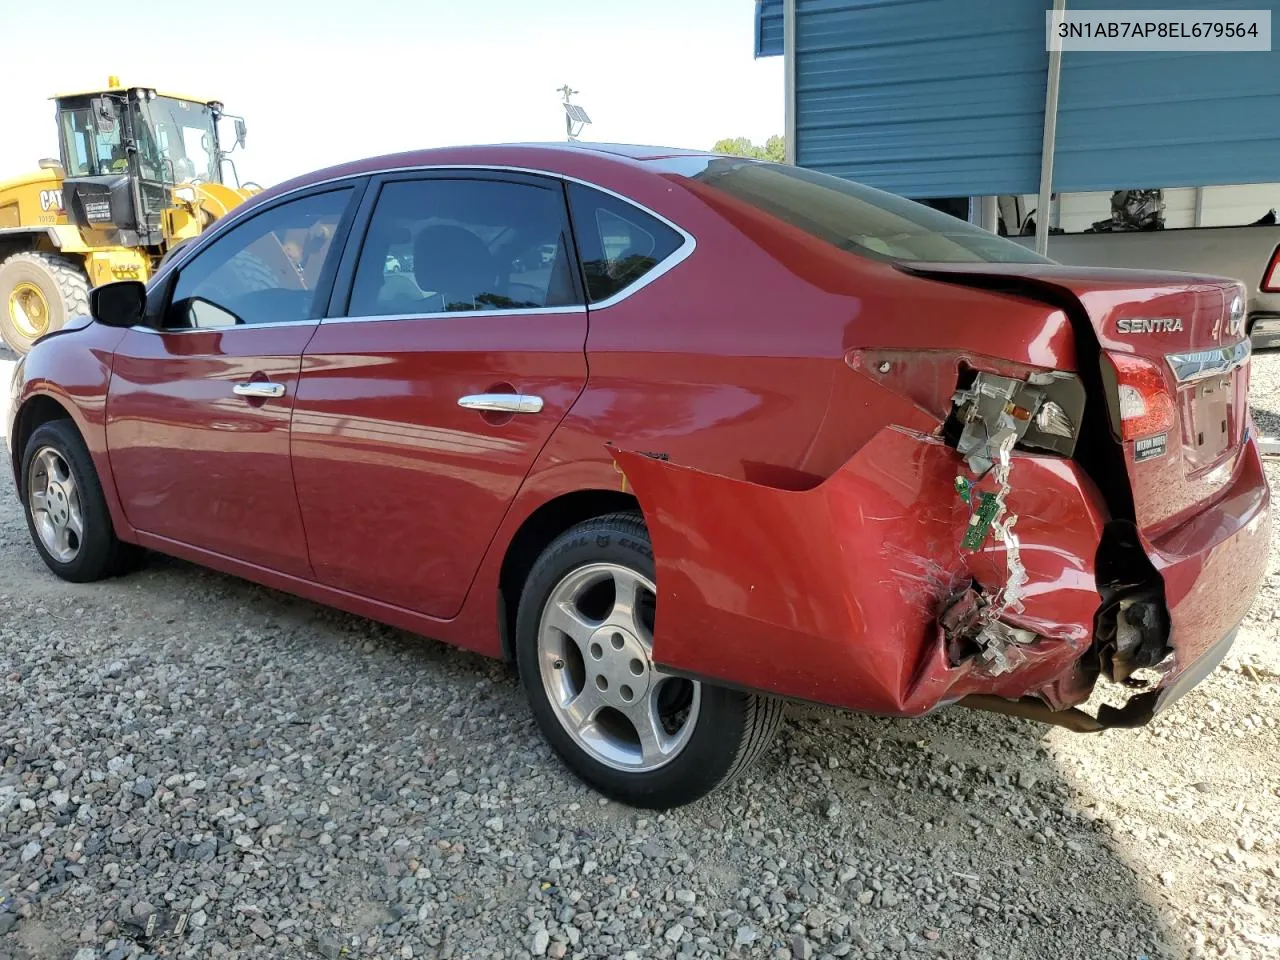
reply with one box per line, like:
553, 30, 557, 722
653, 157, 1049, 265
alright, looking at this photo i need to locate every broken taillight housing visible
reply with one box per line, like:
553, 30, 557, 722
1107, 353, 1175, 441
949, 370, 1086, 473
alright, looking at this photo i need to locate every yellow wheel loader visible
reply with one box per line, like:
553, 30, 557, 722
0, 78, 260, 353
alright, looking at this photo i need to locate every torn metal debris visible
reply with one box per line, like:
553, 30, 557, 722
973, 618, 1037, 675
940, 585, 1036, 676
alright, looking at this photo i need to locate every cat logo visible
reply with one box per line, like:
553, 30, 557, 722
39, 189, 64, 213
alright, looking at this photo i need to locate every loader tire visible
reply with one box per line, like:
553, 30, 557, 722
0, 252, 91, 355
158, 237, 194, 270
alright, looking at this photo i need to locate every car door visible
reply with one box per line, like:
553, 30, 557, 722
106, 184, 362, 576
291, 171, 588, 617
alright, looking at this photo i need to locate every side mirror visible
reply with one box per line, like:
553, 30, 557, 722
89, 97, 118, 135
89, 280, 146, 329
234, 118, 247, 149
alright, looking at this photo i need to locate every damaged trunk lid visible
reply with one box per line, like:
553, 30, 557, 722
900, 262, 1252, 536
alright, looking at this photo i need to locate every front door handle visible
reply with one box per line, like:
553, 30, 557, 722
233, 382, 286, 399
458, 393, 544, 414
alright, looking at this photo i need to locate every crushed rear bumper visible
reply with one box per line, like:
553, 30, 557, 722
613, 429, 1269, 726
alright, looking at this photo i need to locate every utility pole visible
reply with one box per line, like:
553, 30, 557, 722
558, 85, 591, 142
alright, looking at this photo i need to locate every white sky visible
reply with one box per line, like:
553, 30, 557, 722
0, 0, 783, 188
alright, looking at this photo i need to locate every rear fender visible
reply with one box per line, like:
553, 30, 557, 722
613, 427, 1109, 716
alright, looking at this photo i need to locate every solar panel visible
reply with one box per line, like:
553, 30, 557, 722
563, 103, 592, 124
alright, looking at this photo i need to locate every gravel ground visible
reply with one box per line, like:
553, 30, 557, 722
0, 350, 1277, 960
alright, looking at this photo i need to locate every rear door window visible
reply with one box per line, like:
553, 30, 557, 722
346, 176, 579, 317
567, 184, 686, 303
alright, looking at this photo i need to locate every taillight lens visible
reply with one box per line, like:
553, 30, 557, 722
1263, 245, 1280, 293
1108, 353, 1175, 441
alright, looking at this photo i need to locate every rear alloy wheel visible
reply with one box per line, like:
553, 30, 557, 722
20, 420, 141, 582
516, 513, 784, 809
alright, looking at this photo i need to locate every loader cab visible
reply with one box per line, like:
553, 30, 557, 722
53, 85, 231, 248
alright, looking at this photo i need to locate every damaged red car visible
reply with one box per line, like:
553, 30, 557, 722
6, 144, 1270, 808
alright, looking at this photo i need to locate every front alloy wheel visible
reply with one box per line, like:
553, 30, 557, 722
516, 512, 784, 809
28, 446, 85, 563
20, 419, 141, 582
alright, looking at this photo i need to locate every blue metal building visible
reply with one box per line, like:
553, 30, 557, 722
753, 0, 1280, 202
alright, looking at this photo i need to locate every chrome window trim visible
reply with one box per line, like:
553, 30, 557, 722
1166, 339, 1251, 384
128, 318, 321, 335
322, 305, 587, 325
147, 164, 697, 311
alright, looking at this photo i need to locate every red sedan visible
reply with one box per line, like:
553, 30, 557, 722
6, 144, 1269, 809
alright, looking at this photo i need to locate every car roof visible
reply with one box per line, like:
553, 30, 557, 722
259, 143, 717, 203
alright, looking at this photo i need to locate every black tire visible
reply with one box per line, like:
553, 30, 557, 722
515, 512, 784, 809
158, 237, 194, 270
20, 419, 142, 582
0, 251, 90, 355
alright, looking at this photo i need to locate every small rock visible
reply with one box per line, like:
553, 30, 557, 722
132, 779, 155, 800
675, 890, 696, 905
72, 950, 96, 960
1017, 771, 1037, 789
250, 918, 273, 940
664, 922, 685, 943
532, 928, 550, 955
737, 926, 760, 945
20, 841, 41, 864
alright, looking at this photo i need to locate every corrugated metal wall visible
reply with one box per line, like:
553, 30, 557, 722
1055, 0, 1280, 192
790, 0, 1047, 198
756, 0, 1280, 199
755, 0, 784, 58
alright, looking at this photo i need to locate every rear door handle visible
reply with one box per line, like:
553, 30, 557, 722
233, 382, 286, 399
457, 393, 544, 414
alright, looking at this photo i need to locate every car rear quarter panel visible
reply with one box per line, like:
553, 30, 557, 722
612, 432, 1109, 715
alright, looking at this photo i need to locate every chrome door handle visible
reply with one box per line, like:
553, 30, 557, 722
233, 382, 286, 399
457, 393, 544, 414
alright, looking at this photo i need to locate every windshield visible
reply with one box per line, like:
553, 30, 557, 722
136, 96, 219, 184
654, 156, 1050, 265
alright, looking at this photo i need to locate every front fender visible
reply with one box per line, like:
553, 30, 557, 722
11, 325, 134, 541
